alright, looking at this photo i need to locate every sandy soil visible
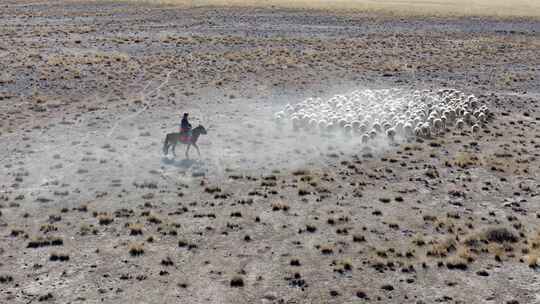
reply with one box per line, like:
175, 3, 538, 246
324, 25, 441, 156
0, 1, 540, 303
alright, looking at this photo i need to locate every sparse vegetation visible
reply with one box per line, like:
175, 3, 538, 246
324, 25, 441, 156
27, 237, 63, 248
49, 252, 70, 262
0, 275, 13, 284
128, 223, 144, 235
0, 2, 538, 302
129, 243, 145, 256
205, 186, 222, 194
271, 201, 289, 211
230, 276, 244, 287
97, 213, 113, 225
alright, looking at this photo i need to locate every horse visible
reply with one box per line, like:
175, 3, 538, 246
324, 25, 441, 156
162, 125, 207, 158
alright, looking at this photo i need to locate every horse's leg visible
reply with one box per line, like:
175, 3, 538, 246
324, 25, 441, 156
172, 143, 176, 157
194, 143, 201, 157
162, 140, 168, 155
185, 144, 190, 159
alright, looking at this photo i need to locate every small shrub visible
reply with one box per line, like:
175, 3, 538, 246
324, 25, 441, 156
38, 293, 53, 302
49, 253, 70, 262
320, 245, 334, 255
412, 235, 426, 246
230, 276, 244, 287
427, 239, 456, 258
298, 188, 310, 196
484, 227, 518, 243
0, 275, 13, 284
353, 234, 366, 243
446, 257, 468, 270
129, 243, 144, 256
147, 213, 162, 224
290, 259, 301, 266
27, 237, 63, 248
161, 257, 174, 266
306, 224, 317, 233
205, 186, 221, 194
292, 169, 310, 176
128, 223, 143, 235
97, 213, 113, 225
271, 201, 289, 211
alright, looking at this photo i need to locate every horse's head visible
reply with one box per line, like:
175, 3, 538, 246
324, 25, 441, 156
195, 124, 207, 135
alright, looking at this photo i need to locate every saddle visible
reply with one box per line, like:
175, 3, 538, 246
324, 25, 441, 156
179, 129, 191, 143
180, 134, 191, 143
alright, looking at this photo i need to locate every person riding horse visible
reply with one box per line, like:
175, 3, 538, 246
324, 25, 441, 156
180, 113, 192, 141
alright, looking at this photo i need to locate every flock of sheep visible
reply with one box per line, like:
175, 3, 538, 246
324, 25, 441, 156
273, 88, 490, 143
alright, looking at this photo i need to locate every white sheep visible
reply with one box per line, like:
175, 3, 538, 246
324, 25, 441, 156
386, 128, 396, 141
403, 123, 413, 137
277, 88, 489, 144
456, 119, 465, 129
342, 124, 352, 136
478, 113, 486, 124
318, 120, 327, 132
361, 134, 370, 144
421, 123, 431, 138
433, 118, 443, 135
471, 124, 480, 136
372, 122, 382, 133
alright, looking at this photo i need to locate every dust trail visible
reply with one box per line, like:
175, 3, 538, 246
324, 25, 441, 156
0, 70, 174, 201
164, 89, 399, 179
107, 70, 173, 137
168, 85, 485, 180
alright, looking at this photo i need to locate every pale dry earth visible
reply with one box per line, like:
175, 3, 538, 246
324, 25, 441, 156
0, 1, 540, 304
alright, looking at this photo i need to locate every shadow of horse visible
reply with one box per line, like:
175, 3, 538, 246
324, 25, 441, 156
160, 157, 202, 169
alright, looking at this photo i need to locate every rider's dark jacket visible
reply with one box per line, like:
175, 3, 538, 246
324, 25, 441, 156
181, 117, 191, 132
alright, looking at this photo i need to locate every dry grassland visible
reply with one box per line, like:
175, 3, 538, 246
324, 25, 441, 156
117, 0, 540, 17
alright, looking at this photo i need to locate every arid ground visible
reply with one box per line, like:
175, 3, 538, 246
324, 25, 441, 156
0, 1, 540, 303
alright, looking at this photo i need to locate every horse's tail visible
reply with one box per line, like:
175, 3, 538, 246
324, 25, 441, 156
162, 134, 170, 155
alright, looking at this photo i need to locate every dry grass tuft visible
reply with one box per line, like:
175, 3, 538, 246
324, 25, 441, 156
298, 188, 310, 196
528, 230, 540, 250
97, 213, 113, 225
129, 243, 145, 256
27, 236, 63, 248
412, 234, 426, 247
353, 234, 366, 243
147, 213, 162, 224
525, 254, 539, 268
205, 186, 222, 194
161, 256, 174, 266
292, 169, 310, 176
0, 275, 13, 284
456, 246, 475, 263
320, 244, 334, 255
271, 201, 289, 211
426, 238, 456, 258
524, 230, 540, 268
128, 223, 144, 235
482, 227, 519, 244
50, 252, 70, 262
446, 256, 468, 270
230, 276, 244, 287
453, 152, 480, 168
40, 224, 58, 234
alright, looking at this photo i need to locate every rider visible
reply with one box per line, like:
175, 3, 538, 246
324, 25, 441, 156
180, 112, 192, 138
